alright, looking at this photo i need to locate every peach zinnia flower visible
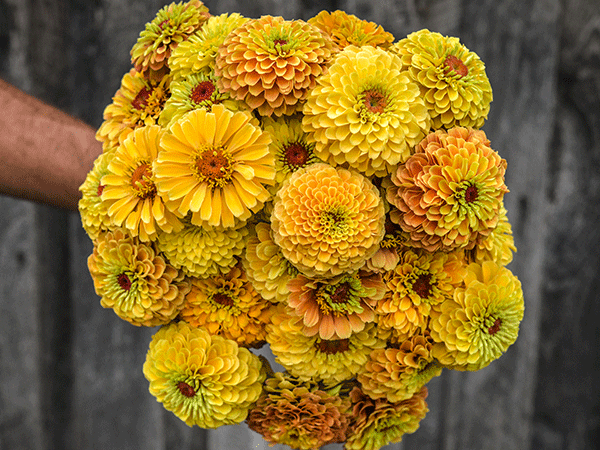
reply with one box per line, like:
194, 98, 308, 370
287, 271, 386, 340
215, 15, 336, 116
271, 163, 385, 278
154, 105, 275, 228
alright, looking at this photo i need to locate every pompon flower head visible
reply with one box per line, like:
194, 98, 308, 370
246, 372, 351, 450
271, 163, 385, 278
79, 152, 113, 240
169, 13, 249, 79
346, 386, 429, 450
286, 271, 387, 340
179, 263, 273, 348
215, 15, 336, 117
261, 115, 321, 189
267, 305, 386, 385
302, 45, 430, 177
242, 222, 299, 303
308, 10, 394, 49
154, 105, 275, 228
130, 0, 210, 81
358, 330, 442, 403
467, 205, 516, 266
388, 127, 508, 252
391, 29, 493, 129
429, 261, 525, 371
87, 229, 190, 327
96, 69, 170, 150
156, 216, 249, 279
376, 249, 466, 335
158, 72, 247, 128
100, 125, 183, 242
143, 321, 266, 428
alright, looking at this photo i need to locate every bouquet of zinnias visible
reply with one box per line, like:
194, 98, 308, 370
79, 2, 524, 449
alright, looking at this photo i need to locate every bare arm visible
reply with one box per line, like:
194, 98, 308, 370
0, 78, 102, 210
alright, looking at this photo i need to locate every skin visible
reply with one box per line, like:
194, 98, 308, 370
0, 78, 102, 210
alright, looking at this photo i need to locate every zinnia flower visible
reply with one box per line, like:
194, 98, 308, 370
215, 15, 336, 116
96, 69, 169, 150
156, 217, 249, 278
271, 163, 385, 278
287, 271, 386, 340
143, 321, 266, 427
467, 205, 516, 266
101, 125, 183, 242
308, 10, 394, 49
376, 249, 466, 335
169, 12, 249, 79
154, 105, 275, 228
78, 152, 113, 240
391, 29, 493, 129
302, 45, 430, 177
130, 0, 210, 81
246, 372, 351, 449
387, 127, 508, 252
346, 386, 429, 450
358, 330, 442, 403
429, 261, 525, 371
87, 229, 190, 326
242, 222, 299, 303
267, 305, 386, 385
179, 263, 273, 348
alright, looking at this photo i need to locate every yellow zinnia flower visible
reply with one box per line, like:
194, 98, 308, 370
78, 152, 113, 240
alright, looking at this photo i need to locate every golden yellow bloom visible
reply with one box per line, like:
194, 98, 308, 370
179, 264, 273, 348
429, 261, 525, 371
242, 222, 299, 303
346, 386, 428, 450
267, 305, 386, 384
391, 29, 493, 129
467, 205, 516, 265
246, 372, 351, 449
154, 105, 275, 228
143, 321, 266, 427
308, 10, 394, 49
156, 217, 248, 278
131, 0, 210, 81
388, 127, 508, 252
302, 45, 430, 177
358, 331, 442, 403
271, 163, 385, 278
376, 249, 466, 335
215, 16, 336, 116
169, 13, 249, 79
287, 271, 386, 340
78, 152, 113, 240
96, 69, 170, 150
87, 229, 190, 326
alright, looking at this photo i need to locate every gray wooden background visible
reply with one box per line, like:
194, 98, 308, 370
0, 0, 598, 449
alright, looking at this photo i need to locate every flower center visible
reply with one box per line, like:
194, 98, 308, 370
330, 282, 351, 304
97, 183, 104, 197
132, 87, 152, 110
190, 81, 216, 104
362, 89, 387, 114
176, 381, 196, 398
464, 185, 478, 203
444, 55, 468, 78
315, 338, 350, 354
117, 273, 132, 291
273, 39, 287, 46
412, 273, 433, 299
193, 148, 234, 188
283, 142, 309, 169
320, 208, 349, 239
131, 163, 157, 199
212, 292, 234, 307
488, 318, 502, 335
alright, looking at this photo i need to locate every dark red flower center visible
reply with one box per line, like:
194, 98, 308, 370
213, 292, 234, 307
284, 142, 309, 168
190, 81, 216, 104
444, 55, 469, 78
195, 150, 231, 182
363, 89, 387, 114
131, 163, 156, 199
316, 338, 350, 354
132, 87, 152, 110
412, 273, 433, 299
273, 39, 287, 46
330, 282, 351, 304
97, 183, 104, 197
117, 273, 132, 291
488, 318, 502, 335
177, 381, 196, 398
464, 185, 478, 203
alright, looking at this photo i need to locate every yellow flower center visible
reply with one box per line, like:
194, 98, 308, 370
131, 84, 168, 124
315, 338, 350, 354
444, 55, 468, 78
190, 80, 216, 104
320, 208, 349, 239
131, 163, 157, 199
192, 148, 234, 188
362, 89, 387, 114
